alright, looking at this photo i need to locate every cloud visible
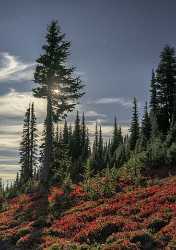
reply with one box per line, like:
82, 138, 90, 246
85, 110, 107, 118
91, 97, 132, 108
0, 88, 46, 118
0, 52, 35, 81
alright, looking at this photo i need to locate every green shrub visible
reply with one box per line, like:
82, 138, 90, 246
166, 143, 176, 165
130, 232, 156, 249
32, 216, 48, 228
145, 137, 166, 168
148, 219, 167, 233
83, 167, 119, 201
49, 244, 62, 250
17, 227, 31, 238
167, 195, 176, 203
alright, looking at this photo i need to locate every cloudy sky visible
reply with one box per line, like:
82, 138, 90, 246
0, 0, 176, 180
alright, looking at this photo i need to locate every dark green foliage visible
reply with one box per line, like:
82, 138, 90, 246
145, 137, 166, 168
91, 122, 99, 172
150, 69, 158, 114
111, 117, 123, 155
156, 45, 176, 135
33, 20, 84, 188
166, 120, 176, 147
19, 104, 38, 186
129, 97, 140, 151
166, 143, 176, 165
30, 103, 38, 179
91, 123, 105, 172
148, 219, 167, 234
139, 102, 151, 150
81, 113, 90, 163
19, 105, 31, 183
114, 144, 128, 167
71, 111, 82, 181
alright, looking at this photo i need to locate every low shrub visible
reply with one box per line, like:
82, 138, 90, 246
148, 219, 167, 234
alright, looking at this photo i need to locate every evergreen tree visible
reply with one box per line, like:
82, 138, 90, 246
140, 102, 151, 150
29, 103, 38, 179
111, 117, 120, 155
150, 69, 158, 114
33, 21, 84, 188
72, 111, 82, 180
98, 124, 104, 167
91, 122, 99, 171
129, 97, 140, 151
19, 104, 38, 186
19, 105, 31, 184
63, 119, 69, 145
166, 120, 176, 147
81, 113, 90, 162
156, 45, 176, 134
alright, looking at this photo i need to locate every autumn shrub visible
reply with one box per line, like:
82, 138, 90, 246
49, 184, 73, 217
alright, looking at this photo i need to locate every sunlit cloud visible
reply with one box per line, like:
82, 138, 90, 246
0, 88, 46, 118
85, 110, 107, 118
91, 97, 132, 108
0, 52, 35, 81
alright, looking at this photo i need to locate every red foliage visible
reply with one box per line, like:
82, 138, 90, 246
1, 177, 176, 249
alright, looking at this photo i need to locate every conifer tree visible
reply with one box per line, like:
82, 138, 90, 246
19, 104, 38, 186
33, 21, 84, 188
98, 124, 104, 166
91, 122, 99, 172
156, 45, 176, 134
29, 103, 38, 179
72, 111, 82, 180
63, 119, 69, 145
81, 113, 90, 162
150, 69, 158, 114
140, 102, 151, 150
19, 105, 31, 184
129, 97, 139, 151
111, 117, 120, 155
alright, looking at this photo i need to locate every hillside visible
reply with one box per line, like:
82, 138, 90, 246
0, 176, 176, 250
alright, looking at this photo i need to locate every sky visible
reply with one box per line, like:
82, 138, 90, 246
0, 0, 176, 180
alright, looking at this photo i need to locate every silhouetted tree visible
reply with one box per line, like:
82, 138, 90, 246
129, 97, 139, 151
156, 45, 176, 135
33, 21, 84, 188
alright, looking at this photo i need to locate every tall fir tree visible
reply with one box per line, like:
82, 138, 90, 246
81, 113, 90, 163
139, 102, 151, 150
150, 69, 158, 114
72, 111, 82, 180
91, 122, 99, 172
33, 21, 84, 188
111, 117, 120, 155
19, 104, 38, 185
129, 97, 140, 151
29, 103, 38, 179
63, 119, 69, 145
156, 45, 176, 135
98, 124, 104, 167
19, 105, 31, 184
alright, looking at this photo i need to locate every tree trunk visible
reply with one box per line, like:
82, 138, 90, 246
41, 91, 53, 189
